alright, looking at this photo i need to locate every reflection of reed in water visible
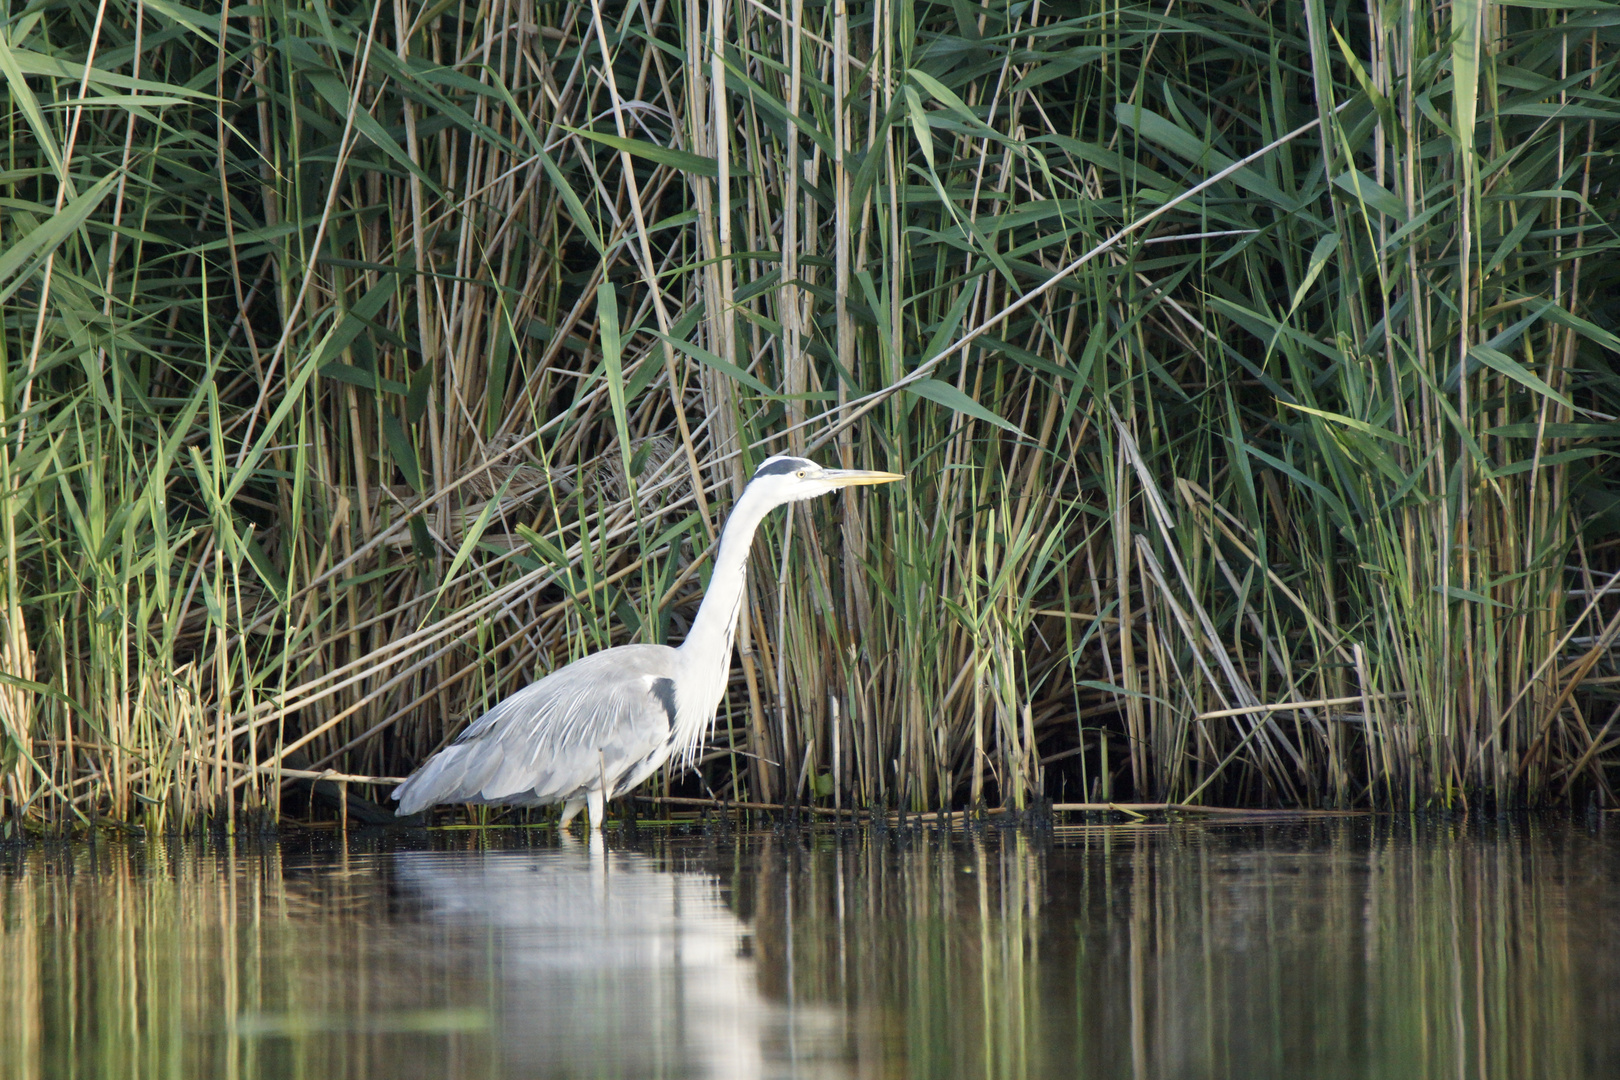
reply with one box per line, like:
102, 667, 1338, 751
739, 822, 1620, 1080
3, 824, 1615, 1080
391, 844, 849, 1080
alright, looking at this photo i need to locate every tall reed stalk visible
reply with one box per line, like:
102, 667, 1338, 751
2, 0, 1616, 826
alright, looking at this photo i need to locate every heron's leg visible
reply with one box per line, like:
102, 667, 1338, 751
558, 797, 584, 827
586, 788, 605, 831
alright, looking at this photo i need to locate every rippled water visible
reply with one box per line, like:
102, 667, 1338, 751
2, 815, 1617, 1079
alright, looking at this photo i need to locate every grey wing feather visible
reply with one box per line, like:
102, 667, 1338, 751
393, 644, 679, 815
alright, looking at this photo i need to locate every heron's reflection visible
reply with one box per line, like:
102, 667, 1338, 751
392, 843, 849, 1080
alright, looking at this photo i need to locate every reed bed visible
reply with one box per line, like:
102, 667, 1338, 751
1, 0, 1616, 826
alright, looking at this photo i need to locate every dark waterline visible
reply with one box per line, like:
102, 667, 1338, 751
2, 815, 1617, 1079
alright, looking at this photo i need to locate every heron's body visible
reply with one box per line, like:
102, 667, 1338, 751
393, 454, 901, 827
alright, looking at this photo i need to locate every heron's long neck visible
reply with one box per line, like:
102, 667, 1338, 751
678, 487, 777, 665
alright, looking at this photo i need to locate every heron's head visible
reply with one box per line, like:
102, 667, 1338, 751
748, 454, 904, 505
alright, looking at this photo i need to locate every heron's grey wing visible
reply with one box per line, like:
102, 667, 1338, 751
393, 644, 679, 815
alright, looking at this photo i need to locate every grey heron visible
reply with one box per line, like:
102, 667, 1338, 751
392, 454, 903, 828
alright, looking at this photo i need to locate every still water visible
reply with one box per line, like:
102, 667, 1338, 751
2, 815, 1617, 1080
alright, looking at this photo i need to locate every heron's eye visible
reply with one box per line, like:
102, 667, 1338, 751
796, 469, 807, 478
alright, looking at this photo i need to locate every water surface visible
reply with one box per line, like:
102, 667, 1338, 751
2, 815, 1616, 1079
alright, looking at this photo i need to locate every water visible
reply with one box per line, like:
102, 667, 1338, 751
2, 815, 1617, 1080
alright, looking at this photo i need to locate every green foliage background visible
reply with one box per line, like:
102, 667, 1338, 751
2, 0, 1617, 825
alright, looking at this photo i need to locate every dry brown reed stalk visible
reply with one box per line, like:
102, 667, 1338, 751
0, 616, 36, 813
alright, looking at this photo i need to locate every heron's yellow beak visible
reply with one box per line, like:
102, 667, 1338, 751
820, 468, 905, 487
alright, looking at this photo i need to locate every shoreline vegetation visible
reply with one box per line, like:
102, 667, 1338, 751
2, 0, 1617, 831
